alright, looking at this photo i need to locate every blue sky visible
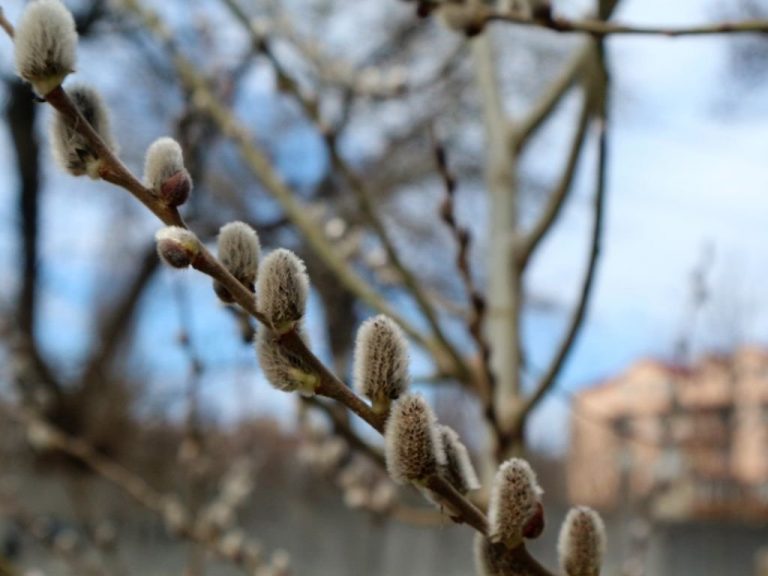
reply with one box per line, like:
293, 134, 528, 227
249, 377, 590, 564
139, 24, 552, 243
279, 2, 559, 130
1, 0, 768, 451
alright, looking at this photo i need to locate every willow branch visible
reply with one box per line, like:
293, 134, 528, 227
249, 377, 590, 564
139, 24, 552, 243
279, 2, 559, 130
219, 0, 471, 381
1, 9, 552, 573
516, 77, 592, 270
117, 0, 446, 360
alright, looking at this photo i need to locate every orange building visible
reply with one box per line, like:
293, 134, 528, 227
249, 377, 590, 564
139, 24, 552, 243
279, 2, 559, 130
568, 346, 768, 521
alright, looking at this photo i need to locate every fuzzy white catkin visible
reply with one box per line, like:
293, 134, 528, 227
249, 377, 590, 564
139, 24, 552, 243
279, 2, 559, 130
50, 84, 116, 178
218, 222, 261, 287
488, 458, 544, 547
384, 394, 446, 484
256, 327, 316, 395
353, 315, 409, 412
438, 425, 480, 494
155, 226, 200, 268
256, 249, 309, 330
558, 506, 606, 576
14, 0, 77, 96
144, 137, 190, 195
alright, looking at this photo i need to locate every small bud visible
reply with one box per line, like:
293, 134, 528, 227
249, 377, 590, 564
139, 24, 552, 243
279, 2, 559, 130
256, 327, 317, 395
155, 226, 200, 268
215, 222, 261, 302
14, 0, 77, 96
384, 394, 446, 485
488, 458, 544, 547
256, 249, 309, 331
558, 506, 606, 576
353, 315, 410, 413
50, 84, 116, 178
438, 425, 480, 494
143, 137, 192, 207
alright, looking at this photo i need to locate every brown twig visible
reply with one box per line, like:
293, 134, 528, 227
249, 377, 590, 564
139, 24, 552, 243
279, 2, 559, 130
432, 134, 497, 423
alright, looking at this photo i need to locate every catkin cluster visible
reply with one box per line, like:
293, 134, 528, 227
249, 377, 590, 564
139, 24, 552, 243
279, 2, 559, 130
16, 5, 611, 573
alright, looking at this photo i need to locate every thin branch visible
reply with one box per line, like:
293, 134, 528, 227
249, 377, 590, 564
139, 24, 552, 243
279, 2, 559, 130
513, 44, 609, 431
432, 134, 496, 419
517, 77, 592, 270
271, 11, 465, 100
485, 10, 768, 37
512, 44, 589, 152
423, 474, 488, 534
0, 7, 14, 39
420, 3, 768, 38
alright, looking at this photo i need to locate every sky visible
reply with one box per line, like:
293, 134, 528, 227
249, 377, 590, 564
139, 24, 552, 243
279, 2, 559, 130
1, 0, 768, 452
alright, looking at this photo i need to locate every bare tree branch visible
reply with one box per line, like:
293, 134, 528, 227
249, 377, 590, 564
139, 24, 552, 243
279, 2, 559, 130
512, 45, 590, 152
517, 79, 592, 270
